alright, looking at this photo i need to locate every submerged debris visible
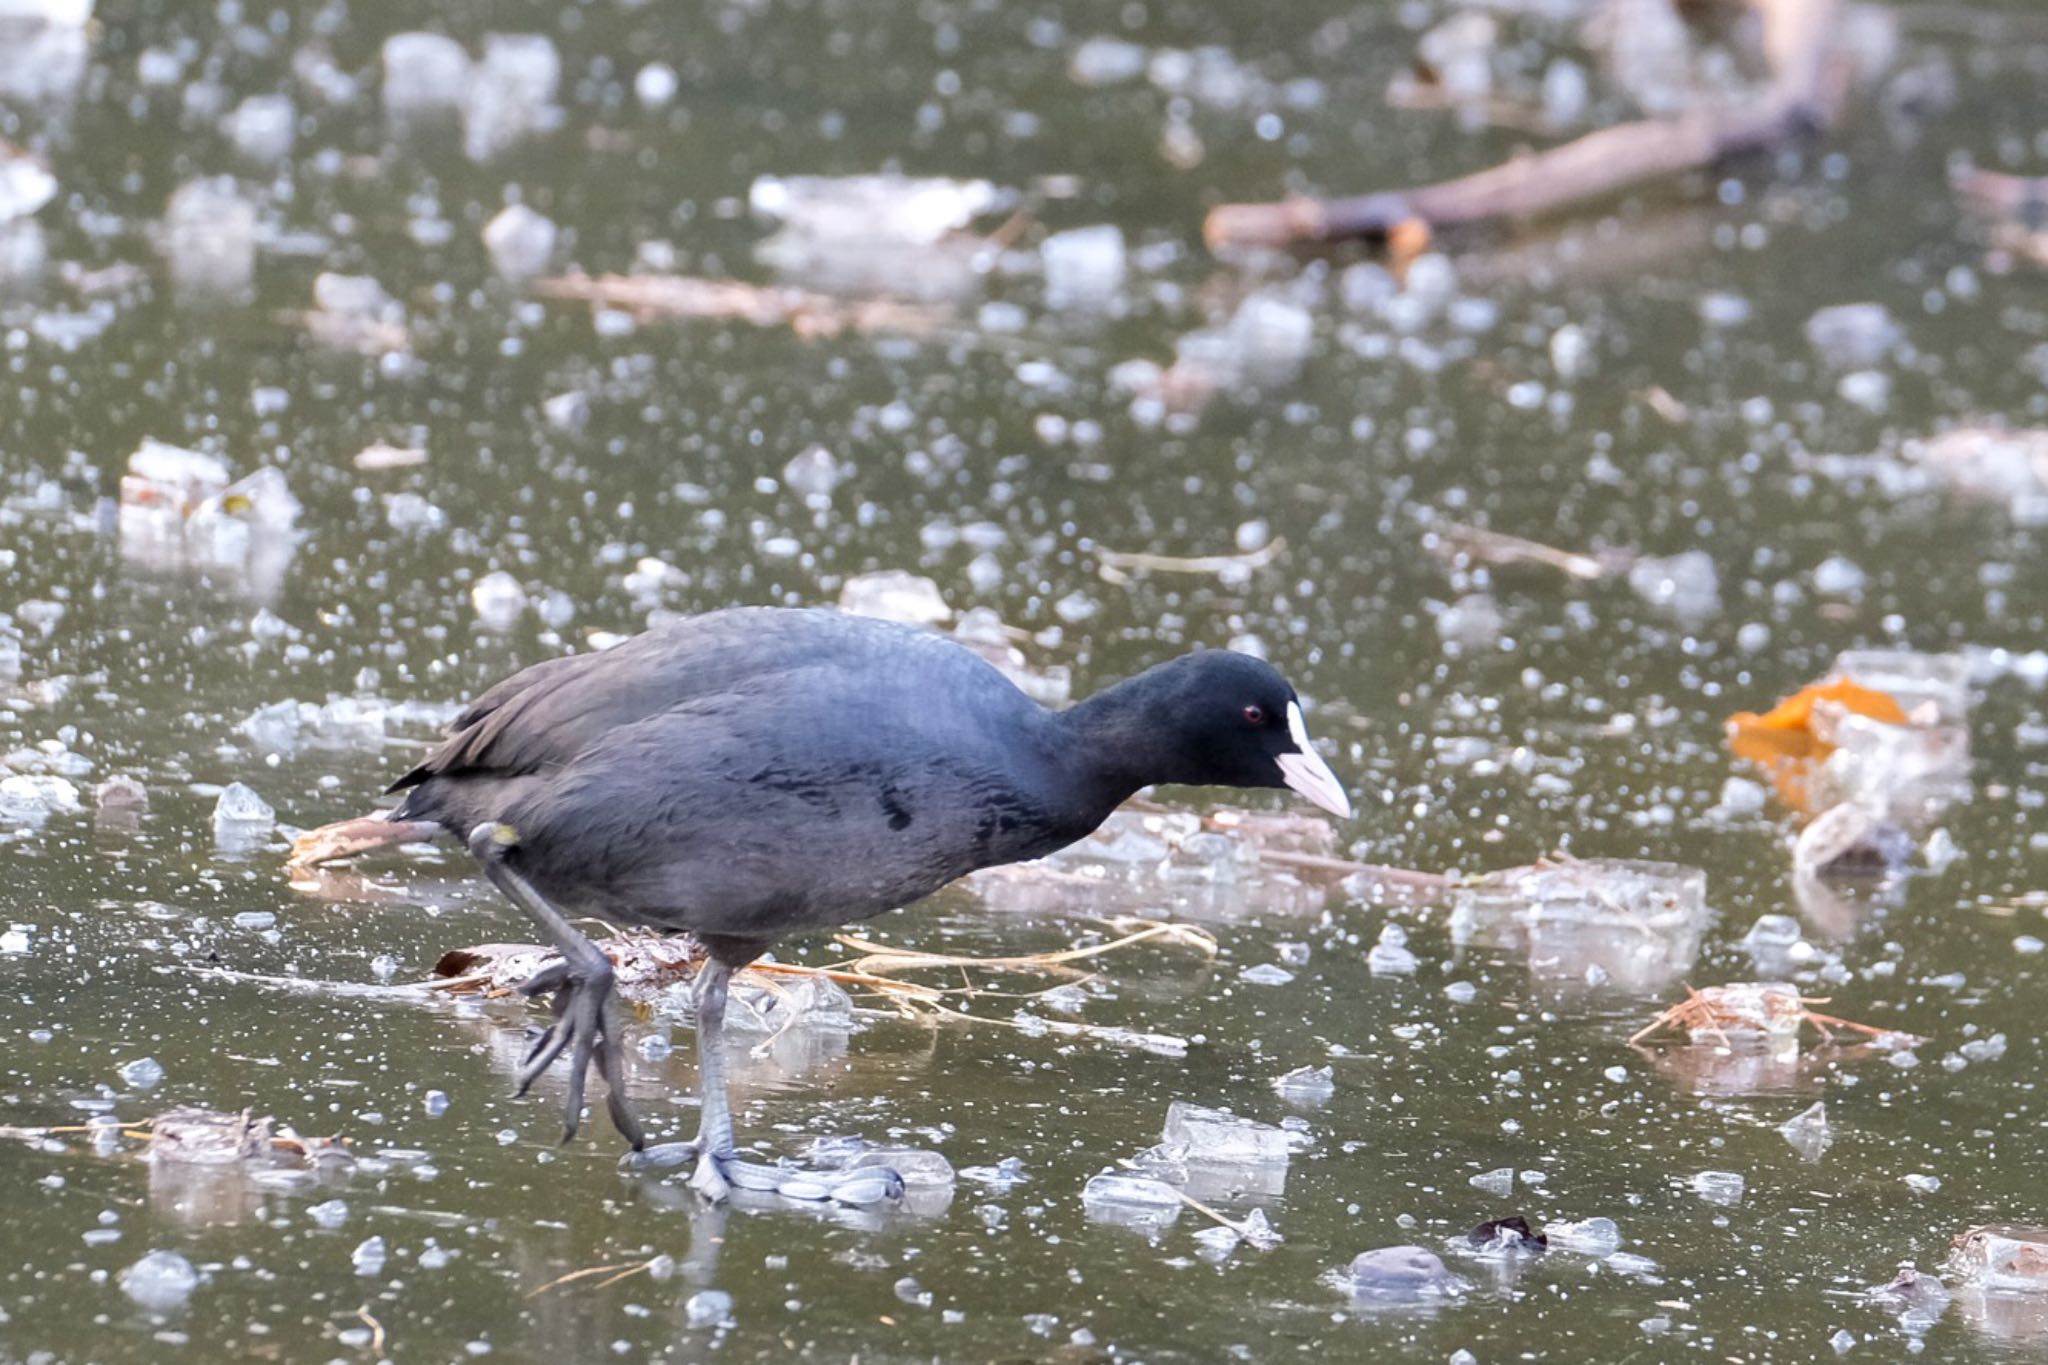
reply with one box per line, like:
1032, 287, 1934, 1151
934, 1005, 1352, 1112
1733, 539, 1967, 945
117, 439, 301, 599
534, 272, 950, 339
1629, 983, 1920, 1050
433, 918, 1213, 1057
1946, 1227, 2048, 1292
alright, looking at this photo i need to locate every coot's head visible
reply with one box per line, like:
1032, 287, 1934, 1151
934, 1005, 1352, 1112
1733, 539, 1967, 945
1080, 650, 1353, 819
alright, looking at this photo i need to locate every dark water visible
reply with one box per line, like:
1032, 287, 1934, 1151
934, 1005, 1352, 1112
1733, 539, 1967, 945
4, 0, 2048, 1359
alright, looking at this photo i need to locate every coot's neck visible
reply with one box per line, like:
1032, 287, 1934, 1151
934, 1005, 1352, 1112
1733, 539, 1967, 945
1049, 658, 1205, 808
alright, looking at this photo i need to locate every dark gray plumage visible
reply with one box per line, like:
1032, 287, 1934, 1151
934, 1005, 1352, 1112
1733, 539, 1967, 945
375, 606, 1351, 1202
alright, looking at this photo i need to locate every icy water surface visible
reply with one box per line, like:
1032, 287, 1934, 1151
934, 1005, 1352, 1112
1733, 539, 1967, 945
5, 0, 2048, 1359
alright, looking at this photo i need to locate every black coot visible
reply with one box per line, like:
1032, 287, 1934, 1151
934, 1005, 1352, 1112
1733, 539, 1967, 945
377, 606, 1350, 1202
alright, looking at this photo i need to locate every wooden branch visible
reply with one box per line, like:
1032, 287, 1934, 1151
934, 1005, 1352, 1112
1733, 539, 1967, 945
1205, 0, 1852, 250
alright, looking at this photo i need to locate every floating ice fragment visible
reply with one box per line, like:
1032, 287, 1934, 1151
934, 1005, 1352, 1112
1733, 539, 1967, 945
351, 1235, 387, 1276
749, 174, 1006, 246
0, 774, 81, 825
161, 178, 256, 302
1805, 303, 1901, 369
1543, 1217, 1622, 1256
1041, 225, 1126, 309
1628, 550, 1720, 619
1469, 1167, 1515, 1197
1451, 858, 1708, 994
1829, 1328, 1856, 1354
222, 94, 295, 163
119, 1057, 165, 1090
470, 571, 528, 630
1081, 1171, 1183, 1230
782, 445, 845, 501
211, 783, 275, 845
1780, 1101, 1833, 1160
1691, 1170, 1745, 1205
1225, 291, 1314, 388
839, 570, 950, 625
1904, 1173, 1940, 1193
1069, 36, 1149, 85
381, 32, 469, 121
1162, 1102, 1306, 1164
1272, 1065, 1335, 1105
0, 149, 56, 224
483, 204, 557, 280
1347, 1246, 1467, 1302
683, 1288, 733, 1328
1812, 555, 1866, 596
1193, 1223, 1242, 1258
462, 34, 562, 162
308, 1198, 348, 1229
121, 1250, 200, 1312
1240, 962, 1294, 986
633, 62, 678, 107
1794, 803, 1915, 881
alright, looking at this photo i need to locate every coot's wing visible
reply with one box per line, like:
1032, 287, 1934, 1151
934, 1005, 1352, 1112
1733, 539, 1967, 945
497, 668, 1064, 938
391, 608, 956, 792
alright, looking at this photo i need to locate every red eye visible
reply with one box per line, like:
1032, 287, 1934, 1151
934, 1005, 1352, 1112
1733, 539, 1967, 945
1243, 704, 1265, 726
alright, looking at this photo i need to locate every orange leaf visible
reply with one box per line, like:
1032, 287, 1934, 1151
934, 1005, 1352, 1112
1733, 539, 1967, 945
1726, 678, 1909, 812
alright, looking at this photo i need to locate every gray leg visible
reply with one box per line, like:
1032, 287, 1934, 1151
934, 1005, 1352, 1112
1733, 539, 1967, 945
681, 956, 903, 1207
466, 823, 644, 1149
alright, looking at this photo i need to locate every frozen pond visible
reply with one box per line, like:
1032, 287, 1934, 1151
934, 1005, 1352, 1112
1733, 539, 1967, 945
4, 0, 2048, 1358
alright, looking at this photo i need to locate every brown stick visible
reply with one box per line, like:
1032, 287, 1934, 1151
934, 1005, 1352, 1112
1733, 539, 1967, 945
288, 815, 442, 869
1204, 0, 1850, 250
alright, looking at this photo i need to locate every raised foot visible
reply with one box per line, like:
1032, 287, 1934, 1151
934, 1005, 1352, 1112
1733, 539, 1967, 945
513, 958, 645, 1149
683, 1149, 905, 1207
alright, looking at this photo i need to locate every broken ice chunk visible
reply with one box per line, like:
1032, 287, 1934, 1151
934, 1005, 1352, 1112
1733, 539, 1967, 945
1690, 1171, 1745, 1206
1224, 291, 1314, 388
1794, 802, 1917, 881
482, 204, 557, 280
1829, 649, 1972, 726
1081, 1171, 1182, 1232
838, 570, 950, 625
381, 32, 470, 122
160, 178, 257, 302
0, 774, 82, 825
1271, 1065, 1335, 1106
1804, 302, 1902, 369
749, 174, 1007, 246
462, 34, 562, 161
1347, 1246, 1468, 1303
1041, 225, 1126, 309
1628, 550, 1720, 619
222, 93, 295, 163
470, 571, 528, 630
1781, 1101, 1833, 1161
1543, 1216, 1622, 1256
1867, 1263, 1951, 1335
1742, 914, 1814, 976
1468, 1167, 1515, 1197
1367, 923, 1419, 976
1162, 1102, 1307, 1164
120, 1249, 200, 1312
1451, 858, 1709, 994
212, 782, 276, 848
0, 147, 56, 223
122, 439, 226, 517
